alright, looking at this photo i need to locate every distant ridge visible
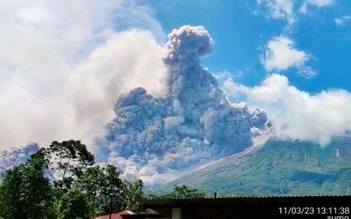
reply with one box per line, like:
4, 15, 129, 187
151, 136, 351, 197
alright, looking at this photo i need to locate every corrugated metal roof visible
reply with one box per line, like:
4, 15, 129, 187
139, 196, 351, 219
94, 210, 135, 219
146, 195, 351, 200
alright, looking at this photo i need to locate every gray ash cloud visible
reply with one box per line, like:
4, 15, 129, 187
0, 143, 39, 180
92, 25, 270, 186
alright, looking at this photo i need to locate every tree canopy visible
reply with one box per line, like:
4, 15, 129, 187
0, 140, 146, 219
158, 185, 206, 199
0, 150, 52, 219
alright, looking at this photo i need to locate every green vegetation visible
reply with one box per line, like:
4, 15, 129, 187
150, 185, 206, 199
2, 137, 349, 218
200, 139, 351, 196
152, 138, 351, 197
0, 152, 52, 218
0, 140, 145, 219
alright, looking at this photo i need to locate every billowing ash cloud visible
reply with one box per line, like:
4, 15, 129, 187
0, 143, 39, 179
94, 26, 270, 186
162, 25, 213, 66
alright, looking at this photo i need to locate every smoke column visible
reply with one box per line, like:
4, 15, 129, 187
94, 25, 270, 186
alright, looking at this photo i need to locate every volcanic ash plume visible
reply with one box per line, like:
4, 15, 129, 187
0, 143, 39, 180
95, 25, 270, 186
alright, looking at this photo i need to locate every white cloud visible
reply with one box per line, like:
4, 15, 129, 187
258, 0, 334, 24
306, 0, 334, 7
297, 0, 333, 15
298, 2, 308, 14
261, 36, 316, 77
223, 74, 351, 145
70, 30, 167, 132
334, 16, 351, 26
334, 18, 343, 25
0, 0, 165, 150
258, 0, 295, 24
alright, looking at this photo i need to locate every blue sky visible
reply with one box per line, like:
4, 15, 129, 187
1, 0, 351, 151
132, 0, 351, 146
144, 0, 351, 93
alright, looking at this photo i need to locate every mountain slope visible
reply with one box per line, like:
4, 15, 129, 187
153, 136, 351, 196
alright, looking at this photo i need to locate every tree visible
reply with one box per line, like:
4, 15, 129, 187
54, 188, 90, 219
0, 151, 52, 219
42, 140, 95, 191
99, 164, 127, 215
75, 165, 107, 217
0, 165, 26, 219
75, 164, 146, 217
160, 185, 205, 199
0, 139, 147, 218
124, 179, 145, 212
